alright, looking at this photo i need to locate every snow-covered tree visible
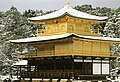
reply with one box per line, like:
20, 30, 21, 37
23, 9, 44, 18
104, 13, 120, 53
74, 5, 92, 12
0, 6, 34, 75
103, 10, 120, 73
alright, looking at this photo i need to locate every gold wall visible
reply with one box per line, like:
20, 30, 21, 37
34, 15, 103, 36
20, 38, 112, 58
35, 39, 73, 57
73, 38, 110, 57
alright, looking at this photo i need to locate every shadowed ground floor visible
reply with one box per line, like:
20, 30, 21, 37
13, 56, 113, 82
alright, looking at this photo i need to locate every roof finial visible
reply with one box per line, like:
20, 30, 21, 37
66, 0, 71, 5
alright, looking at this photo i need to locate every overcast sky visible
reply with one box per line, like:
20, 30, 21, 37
0, 0, 120, 12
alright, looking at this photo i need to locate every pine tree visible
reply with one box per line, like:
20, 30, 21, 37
103, 10, 120, 74
0, 6, 34, 75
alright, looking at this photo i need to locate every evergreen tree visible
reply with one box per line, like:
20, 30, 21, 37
74, 5, 92, 12
23, 9, 44, 18
0, 6, 34, 75
23, 9, 37, 18
103, 11, 120, 70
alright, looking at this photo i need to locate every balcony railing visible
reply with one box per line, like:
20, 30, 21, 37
19, 50, 116, 58
21, 70, 73, 79
20, 70, 108, 80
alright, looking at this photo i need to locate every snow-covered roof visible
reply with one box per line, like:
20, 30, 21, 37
12, 60, 28, 66
0, 75, 19, 81
0, 75, 9, 80
10, 33, 120, 44
10, 33, 71, 43
11, 76, 19, 81
28, 5, 108, 21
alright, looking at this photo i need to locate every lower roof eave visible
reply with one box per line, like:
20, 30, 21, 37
9, 33, 120, 44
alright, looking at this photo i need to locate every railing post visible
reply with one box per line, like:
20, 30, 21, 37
57, 78, 61, 82
72, 56, 74, 80
29, 78, 32, 82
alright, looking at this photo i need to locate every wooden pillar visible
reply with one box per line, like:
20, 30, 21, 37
27, 65, 32, 82
42, 78, 44, 82
83, 57, 85, 75
64, 64, 65, 72
109, 58, 110, 75
27, 65, 31, 71
101, 58, 102, 75
72, 56, 74, 80
54, 60, 56, 71
20, 66, 22, 81
57, 79, 61, 82
91, 57, 93, 75
29, 78, 32, 82
35, 65, 37, 71
36, 48, 37, 56
49, 78, 52, 82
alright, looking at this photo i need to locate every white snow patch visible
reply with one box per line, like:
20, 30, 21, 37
12, 60, 27, 66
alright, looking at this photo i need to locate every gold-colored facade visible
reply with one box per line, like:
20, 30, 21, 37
33, 15, 103, 36
12, 8, 119, 82
19, 14, 114, 59
20, 37, 115, 59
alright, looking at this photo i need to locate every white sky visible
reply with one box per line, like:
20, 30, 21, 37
0, 0, 120, 12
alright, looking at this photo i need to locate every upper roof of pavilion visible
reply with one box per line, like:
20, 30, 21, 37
28, 5, 108, 21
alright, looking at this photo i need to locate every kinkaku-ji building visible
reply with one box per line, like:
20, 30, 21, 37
10, 4, 120, 82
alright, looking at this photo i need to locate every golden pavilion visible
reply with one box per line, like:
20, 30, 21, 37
10, 4, 120, 82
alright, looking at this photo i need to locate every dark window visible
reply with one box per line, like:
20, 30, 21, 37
74, 62, 92, 75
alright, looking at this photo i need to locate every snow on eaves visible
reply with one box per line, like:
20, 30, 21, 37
9, 33, 71, 43
9, 33, 120, 43
28, 5, 108, 21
